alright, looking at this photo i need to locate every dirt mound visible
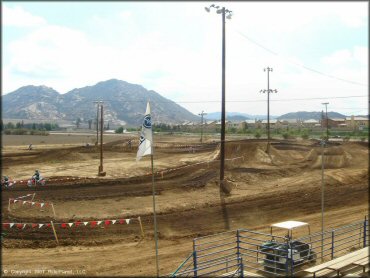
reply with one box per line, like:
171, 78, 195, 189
212, 141, 299, 166
306, 146, 352, 169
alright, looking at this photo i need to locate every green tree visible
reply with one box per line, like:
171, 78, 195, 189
6, 122, 15, 129
255, 131, 261, 139
88, 119, 93, 130
115, 127, 124, 134
76, 118, 81, 128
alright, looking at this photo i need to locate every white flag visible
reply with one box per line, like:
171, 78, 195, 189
136, 102, 153, 161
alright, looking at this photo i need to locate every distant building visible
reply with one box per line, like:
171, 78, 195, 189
302, 119, 319, 128
345, 116, 369, 130
260, 119, 281, 129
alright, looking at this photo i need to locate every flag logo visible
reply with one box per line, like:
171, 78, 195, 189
143, 115, 151, 128
136, 102, 153, 161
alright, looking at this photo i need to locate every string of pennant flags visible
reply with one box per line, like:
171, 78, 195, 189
2, 218, 134, 230
9, 198, 50, 208
14, 193, 34, 200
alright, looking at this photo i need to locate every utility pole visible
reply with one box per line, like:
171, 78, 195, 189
93, 101, 105, 176
198, 111, 207, 143
260, 67, 277, 154
93, 101, 100, 145
205, 4, 232, 184
322, 102, 329, 141
320, 139, 326, 261
99, 103, 105, 176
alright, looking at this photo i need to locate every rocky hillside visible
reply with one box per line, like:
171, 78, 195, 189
2, 79, 199, 126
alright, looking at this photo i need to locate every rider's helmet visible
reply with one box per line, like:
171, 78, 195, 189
3, 176, 8, 181
35, 169, 39, 174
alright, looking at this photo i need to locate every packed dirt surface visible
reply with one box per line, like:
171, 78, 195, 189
1, 133, 368, 276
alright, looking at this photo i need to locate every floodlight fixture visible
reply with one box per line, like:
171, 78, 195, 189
205, 7, 210, 12
216, 9, 223, 14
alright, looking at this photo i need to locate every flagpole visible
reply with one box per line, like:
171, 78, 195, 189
151, 152, 159, 277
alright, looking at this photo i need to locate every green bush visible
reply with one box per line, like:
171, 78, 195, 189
115, 127, 124, 134
11, 129, 28, 135
301, 133, 309, 139
282, 133, 289, 139
254, 131, 261, 139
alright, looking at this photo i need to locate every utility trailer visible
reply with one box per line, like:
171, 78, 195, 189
259, 221, 317, 273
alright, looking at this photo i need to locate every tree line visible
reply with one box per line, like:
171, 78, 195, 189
1, 120, 59, 135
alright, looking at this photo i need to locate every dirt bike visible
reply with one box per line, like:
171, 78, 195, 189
27, 176, 46, 187
1, 178, 15, 188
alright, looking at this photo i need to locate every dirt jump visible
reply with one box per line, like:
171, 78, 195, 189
1, 134, 368, 276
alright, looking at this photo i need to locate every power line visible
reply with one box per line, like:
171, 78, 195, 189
233, 27, 368, 87
96, 95, 366, 104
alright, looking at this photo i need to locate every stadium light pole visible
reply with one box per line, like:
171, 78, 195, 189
260, 67, 277, 154
205, 4, 232, 184
199, 111, 207, 143
322, 102, 329, 141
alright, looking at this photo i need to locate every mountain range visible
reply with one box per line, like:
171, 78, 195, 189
2, 79, 198, 126
2, 79, 363, 126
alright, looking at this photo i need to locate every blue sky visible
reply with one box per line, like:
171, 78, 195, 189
2, 1, 368, 116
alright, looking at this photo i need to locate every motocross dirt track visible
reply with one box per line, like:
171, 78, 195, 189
1, 134, 368, 276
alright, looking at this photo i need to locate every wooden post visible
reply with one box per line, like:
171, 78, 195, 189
138, 216, 145, 238
8, 199, 11, 211
31, 193, 36, 202
51, 203, 56, 218
50, 221, 59, 245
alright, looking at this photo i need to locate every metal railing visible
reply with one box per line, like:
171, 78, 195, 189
170, 217, 368, 277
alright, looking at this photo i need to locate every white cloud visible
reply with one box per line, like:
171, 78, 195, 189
322, 50, 353, 66
2, 2, 368, 116
3, 5, 46, 27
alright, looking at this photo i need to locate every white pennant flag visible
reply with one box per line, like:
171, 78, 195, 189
68, 223, 74, 227
14, 200, 18, 203
112, 220, 117, 224
97, 221, 102, 225
83, 222, 89, 226
136, 102, 153, 161
10, 223, 15, 228
39, 224, 44, 228
40, 203, 45, 208
125, 219, 130, 224
23, 201, 27, 205
32, 202, 35, 206
22, 224, 27, 229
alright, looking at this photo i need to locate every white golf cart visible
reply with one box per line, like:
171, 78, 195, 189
260, 220, 316, 274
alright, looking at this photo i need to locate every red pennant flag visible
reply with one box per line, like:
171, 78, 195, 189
32, 223, 38, 228
36, 203, 41, 207
46, 223, 51, 228
104, 220, 111, 226
61, 223, 67, 229
75, 221, 81, 227
119, 219, 125, 224
90, 221, 97, 227
16, 223, 23, 229
2, 223, 10, 229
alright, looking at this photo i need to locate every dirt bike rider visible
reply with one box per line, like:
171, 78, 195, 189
33, 170, 41, 182
2, 176, 9, 187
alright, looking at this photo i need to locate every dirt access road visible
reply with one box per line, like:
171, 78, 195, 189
1, 133, 368, 276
